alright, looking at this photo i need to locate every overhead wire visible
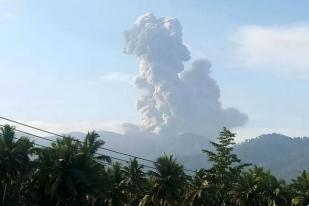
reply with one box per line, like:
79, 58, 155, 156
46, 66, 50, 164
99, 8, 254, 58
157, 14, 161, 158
0, 118, 197, 174
0, 123, 159, 171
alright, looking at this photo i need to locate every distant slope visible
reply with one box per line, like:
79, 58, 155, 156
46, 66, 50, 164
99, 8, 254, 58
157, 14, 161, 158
96, 131, 212, 160
19, 130, 309, 180
65, 132, 309, 180
235, 133, 309, 180
178, 133, 309, 180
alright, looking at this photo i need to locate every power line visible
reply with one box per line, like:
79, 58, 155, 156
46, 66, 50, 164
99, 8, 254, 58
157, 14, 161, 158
1, 124, 157, 171
0, 123, 157, 171
0, 117, 153, 161
11, 136, 189, 176
12, 136, 122, 170
0, 117, 155, 162
0, 116, 196, 173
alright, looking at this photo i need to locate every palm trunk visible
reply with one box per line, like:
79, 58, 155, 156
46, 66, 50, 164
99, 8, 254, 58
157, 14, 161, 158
18, 176, 23, 204
2, 183, 7, 204
91, 195, 96, 206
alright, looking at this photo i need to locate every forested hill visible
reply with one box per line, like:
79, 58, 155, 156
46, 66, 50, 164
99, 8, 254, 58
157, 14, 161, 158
94, 131, 309, 180
23, 130, 309, 180
234, 133, 309, 180
177, 133, 309, 180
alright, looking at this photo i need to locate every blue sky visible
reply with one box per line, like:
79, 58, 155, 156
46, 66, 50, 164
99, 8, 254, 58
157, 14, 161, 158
1, 0, 309, 140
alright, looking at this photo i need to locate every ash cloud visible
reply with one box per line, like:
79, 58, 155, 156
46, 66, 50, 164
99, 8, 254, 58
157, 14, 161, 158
124, 13, 248, 138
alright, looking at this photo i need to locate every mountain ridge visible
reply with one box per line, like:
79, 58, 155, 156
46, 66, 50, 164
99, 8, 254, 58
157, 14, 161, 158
17, 130, 309, 180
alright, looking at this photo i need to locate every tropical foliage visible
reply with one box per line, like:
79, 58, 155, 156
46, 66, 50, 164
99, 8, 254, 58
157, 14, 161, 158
0, 124, 308, 206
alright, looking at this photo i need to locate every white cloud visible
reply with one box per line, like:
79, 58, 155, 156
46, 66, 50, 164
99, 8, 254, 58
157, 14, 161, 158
100, 71, 134, 84
233, 24, 309, 79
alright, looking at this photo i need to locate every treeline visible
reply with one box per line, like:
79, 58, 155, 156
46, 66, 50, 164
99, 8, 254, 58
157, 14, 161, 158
0, 125, 308, 206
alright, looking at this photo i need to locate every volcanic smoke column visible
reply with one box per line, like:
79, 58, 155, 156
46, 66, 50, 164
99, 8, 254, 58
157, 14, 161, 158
124, 13, 248, 138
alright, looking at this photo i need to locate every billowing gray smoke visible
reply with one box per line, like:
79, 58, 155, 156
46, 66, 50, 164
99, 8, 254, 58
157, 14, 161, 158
124, 13, 248, 138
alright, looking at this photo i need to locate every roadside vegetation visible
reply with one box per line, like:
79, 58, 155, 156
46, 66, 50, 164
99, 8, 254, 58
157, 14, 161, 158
0, 124, 308, 206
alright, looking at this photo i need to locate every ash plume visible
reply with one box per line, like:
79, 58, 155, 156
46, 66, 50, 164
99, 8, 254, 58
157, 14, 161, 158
124, 13, 248, 138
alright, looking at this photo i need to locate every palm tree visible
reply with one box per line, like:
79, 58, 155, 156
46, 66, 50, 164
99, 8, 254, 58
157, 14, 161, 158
185, 169, 217, 206
230, 166, 289, 206
20, 131, 111, 206
290, 171, 309, 206
42, 137, 85, 205
230, 167, 265, 206
262, 172, 289, 206
139, 155, 188, 206
0, 125, 34, 205
104, 162, 127, 206
81, 131, 111, 163
20, 146, 59, 206
29, 135, 104, 206
121, 158, 147, 205
80, 131, 111, 205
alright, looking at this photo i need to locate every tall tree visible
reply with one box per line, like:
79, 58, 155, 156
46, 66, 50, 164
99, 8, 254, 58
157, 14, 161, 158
140, 155, 188, 206
122, 158, 147, 205
230, 166, 289, 206
0, 125, 34, 205
81, 131, 111, 163
104, 162, 127, 206
25, 132, 109, 206
290, 171, 309, 206
185, 169, 217, 206
203, 127, 250, 205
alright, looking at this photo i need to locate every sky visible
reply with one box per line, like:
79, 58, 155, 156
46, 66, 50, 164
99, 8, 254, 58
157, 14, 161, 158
1, 0, 309, 141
